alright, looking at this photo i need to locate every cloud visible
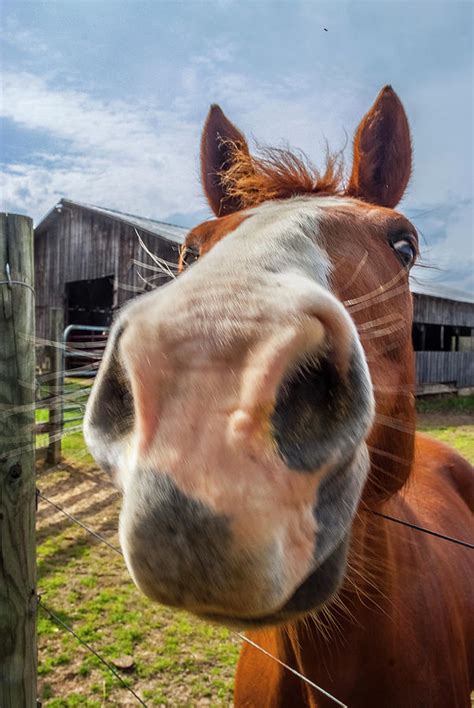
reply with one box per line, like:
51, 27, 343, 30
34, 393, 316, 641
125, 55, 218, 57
2, 17, 56, 58
410, 199, 474, 292
1, 70, 206, 222
1, 59, 361, 224
1, 29, 472, 292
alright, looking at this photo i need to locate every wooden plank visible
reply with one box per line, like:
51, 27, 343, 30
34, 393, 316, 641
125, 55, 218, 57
46, 309, 64, 466
415, 351, 474, 387
0, 213, 37, 707
413, 293, 474, 328
34, 422, 53, 435
416, 383, 457, 396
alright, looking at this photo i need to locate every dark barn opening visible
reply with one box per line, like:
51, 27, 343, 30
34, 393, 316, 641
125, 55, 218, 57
411, 283, 474, 393
412, 323, 474, 352
66, 276, 114, 328
34, 199, 187, 374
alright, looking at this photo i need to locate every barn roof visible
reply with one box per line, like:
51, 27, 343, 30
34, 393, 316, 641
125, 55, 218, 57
35, 198, 188, 245
410, 279, 474, 305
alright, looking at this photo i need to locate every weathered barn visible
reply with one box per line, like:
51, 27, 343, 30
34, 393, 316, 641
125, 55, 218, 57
412, 282, 474, 393
35, 198, 474, 393
34, 198, 187, 344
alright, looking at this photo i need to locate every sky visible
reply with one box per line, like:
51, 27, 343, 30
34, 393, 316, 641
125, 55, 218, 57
1, 0, 473, 291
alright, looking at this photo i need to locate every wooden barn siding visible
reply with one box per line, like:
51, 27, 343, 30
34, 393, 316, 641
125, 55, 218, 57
413, 293, 474, 327
116, 223, 180, 307
35, 207, 120, 341
415, 351, 474, 387
35, 217, 63, 343
35, 205, 182, 342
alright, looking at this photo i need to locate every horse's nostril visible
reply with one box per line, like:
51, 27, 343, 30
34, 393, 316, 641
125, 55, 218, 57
85, 328, 134, 452
283, 354, 340, 412
271, 346, 372, 472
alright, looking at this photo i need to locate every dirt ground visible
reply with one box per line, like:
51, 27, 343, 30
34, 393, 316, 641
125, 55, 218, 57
417, 409, 473, 428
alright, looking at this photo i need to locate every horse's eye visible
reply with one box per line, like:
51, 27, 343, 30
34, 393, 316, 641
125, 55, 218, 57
179, 245, 200, 271
391, 238, 417, 269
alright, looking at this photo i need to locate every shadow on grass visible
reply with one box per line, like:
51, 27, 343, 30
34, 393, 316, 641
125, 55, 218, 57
37, 463, 123, 582
38, 602, 77, 633
36, 488, 119, 546
416, 394, 474, 415
37, 523, 124, 582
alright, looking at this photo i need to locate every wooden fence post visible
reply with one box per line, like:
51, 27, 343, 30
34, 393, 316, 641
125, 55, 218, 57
46, 309, 64, 466
0, 213, 37, 707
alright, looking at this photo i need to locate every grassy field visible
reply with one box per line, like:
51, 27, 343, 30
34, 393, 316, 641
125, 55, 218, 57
416, 394, 474, 463
35, 394, 473, 706
36, 463, 240, 707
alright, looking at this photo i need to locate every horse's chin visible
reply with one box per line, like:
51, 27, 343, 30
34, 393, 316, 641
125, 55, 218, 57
199, 533, 349, 630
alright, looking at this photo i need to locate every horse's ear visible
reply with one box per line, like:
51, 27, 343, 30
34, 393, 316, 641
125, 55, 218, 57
346, 86, 412, 208
201, 104, 250, 216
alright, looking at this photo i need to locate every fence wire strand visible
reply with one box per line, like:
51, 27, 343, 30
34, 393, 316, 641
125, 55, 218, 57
367, 509, 474, 549
37, 486, 348, 707
37, 490, 122, 555
234, 632, 348, 707
38, 598, 148, 707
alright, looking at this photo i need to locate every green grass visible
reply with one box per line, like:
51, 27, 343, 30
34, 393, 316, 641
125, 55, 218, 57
36, 394, 473, 704
416, 394, 474, 416
36, 465, 240, 705
419, 426, 474, 463
416, 394, 474, 464
36, 377, 94, 464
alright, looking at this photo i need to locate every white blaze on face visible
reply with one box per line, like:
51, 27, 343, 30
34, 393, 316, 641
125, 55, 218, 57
87, 196, 374, 618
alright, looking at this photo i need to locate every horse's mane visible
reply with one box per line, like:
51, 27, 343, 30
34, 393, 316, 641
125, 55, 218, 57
218, 140, 344, 209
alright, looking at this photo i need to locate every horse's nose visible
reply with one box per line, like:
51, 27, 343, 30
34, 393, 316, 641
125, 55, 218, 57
119, 470, 280, 616
117, 276, 360, 458
119, 471, 226, 606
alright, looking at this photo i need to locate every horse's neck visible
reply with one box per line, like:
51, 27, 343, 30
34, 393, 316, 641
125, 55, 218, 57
273, 503, 404, 689
345, 495, 403, 607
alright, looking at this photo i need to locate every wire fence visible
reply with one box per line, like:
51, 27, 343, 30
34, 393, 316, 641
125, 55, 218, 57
38, 599, 148, 707
3, 217, 472, 706
35, 326, 108, 465
36, 457, 474, 706
33, 322, 473, 705
37, 484, 352, 706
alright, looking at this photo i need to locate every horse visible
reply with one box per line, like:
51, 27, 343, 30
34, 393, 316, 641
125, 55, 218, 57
84, 86, 474, 707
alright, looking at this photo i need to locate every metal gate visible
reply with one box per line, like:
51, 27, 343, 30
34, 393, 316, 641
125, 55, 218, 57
35, 325, 109, 464
60, 323, 109, 440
